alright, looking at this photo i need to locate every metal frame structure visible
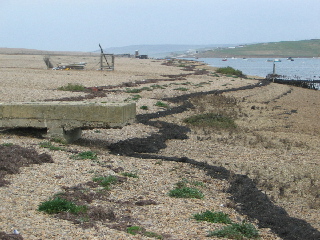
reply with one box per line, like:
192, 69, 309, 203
99, 44, 114, 71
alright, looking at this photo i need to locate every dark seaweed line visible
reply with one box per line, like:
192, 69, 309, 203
108, 80, 320, 240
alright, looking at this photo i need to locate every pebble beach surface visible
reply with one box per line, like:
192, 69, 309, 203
0, 51, 319, 239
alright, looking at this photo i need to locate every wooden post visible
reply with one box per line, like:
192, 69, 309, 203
272, 62, 276, 82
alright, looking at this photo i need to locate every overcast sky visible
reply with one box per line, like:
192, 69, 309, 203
1, 0, 320, 51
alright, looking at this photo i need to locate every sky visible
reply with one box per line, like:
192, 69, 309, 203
1, 0, 320, 52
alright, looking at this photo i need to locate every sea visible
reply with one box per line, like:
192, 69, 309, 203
185, 57, 320, 81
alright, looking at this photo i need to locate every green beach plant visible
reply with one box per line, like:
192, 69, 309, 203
126, 226, 163, 239
216, 66, 245, 77
57, 83, 86, 91
39, 141, 64, 151
121, 172, 139, 178
173, 87, 188, 91
127, 226, 144, 235
125, 88, 141, 93
207, 222, 259, 239
183, 113, 237, 129
155, 101, 169, 108
125, 87, 152, 93
144, 231, 163, 239
92, 175, 118, 190
193, 210, 232, 224
71, 151, 97, 160
168, 186, 204, 199
1, 143, 13, 147
151, 84, 166, 89
38, 197, 87, 214
140, 105, 148, 110
131, 94, 142, 100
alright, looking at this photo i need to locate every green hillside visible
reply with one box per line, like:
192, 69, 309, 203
196, 39, 320, 58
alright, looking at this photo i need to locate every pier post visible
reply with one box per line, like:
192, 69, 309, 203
272, 62, 276, 82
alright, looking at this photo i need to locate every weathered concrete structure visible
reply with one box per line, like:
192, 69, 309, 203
0, 101, 136, 143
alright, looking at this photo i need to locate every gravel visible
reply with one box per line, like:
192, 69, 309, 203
1, 53, 319, 239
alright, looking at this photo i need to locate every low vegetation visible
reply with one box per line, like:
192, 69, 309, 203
207, 222, 259, 239
168, 179, 205, 199
193, 210, 232, 224
71, 151, 97, 160
173, 87, 188, 91
155, 101, 169, 108
150, 84, 166, 89
39, 141, 64, 151
216, 66, 245, 77
92, 175, 119, 190
127, 226, 163, 239
169, 187, 204, 199
183, 113, 237, 129
120, 172, 139, 178
38, 197, 87, 215
140, 105, 148, 110
127, 226, 144, 235
192, 209, 259, 239
125, 87, 152, 93
57, 83, 86, 91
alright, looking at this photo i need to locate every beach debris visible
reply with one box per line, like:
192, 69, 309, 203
53, 62, 87, 70
43, 55, 54, 69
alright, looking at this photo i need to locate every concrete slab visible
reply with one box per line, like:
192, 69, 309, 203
0, 101, 136, 142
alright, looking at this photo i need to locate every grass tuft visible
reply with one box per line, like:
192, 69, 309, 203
140, 105, 148, 110
125, 88, 141, 93
207, 222, 259, 239
127, 226, 144, 235
174, 87, 189, 91
183, 113, 236, 129
216, 66, 245, 77
71, 151, 97, 160
121, 172, 139, 178
144, 231, 163, 239
155, 101, 169, 108
57, 83, 86, 91
131, 94, 142, 100
127, 226, 163, 239
1, 143, 13, 147
193, 210, 232, 224
38, 197, 87, 214
92, 175, 118, 190
168, 186, 204, 199
39, 141, 64, 151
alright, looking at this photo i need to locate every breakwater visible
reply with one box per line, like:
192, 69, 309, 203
265, 74, 320, 90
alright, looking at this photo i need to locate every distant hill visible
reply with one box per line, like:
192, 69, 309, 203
195, 39, 320, 58
98, 44, 237, 58
0, 47, 98, 56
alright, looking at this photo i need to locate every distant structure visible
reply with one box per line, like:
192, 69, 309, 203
137, 55, 148, 59
99, 44, 114, 71
134, 50, 148, 59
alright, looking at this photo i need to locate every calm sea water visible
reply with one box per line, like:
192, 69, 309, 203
189, 57, 320, 80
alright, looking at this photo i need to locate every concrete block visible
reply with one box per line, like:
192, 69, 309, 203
0, 101, 136, 142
